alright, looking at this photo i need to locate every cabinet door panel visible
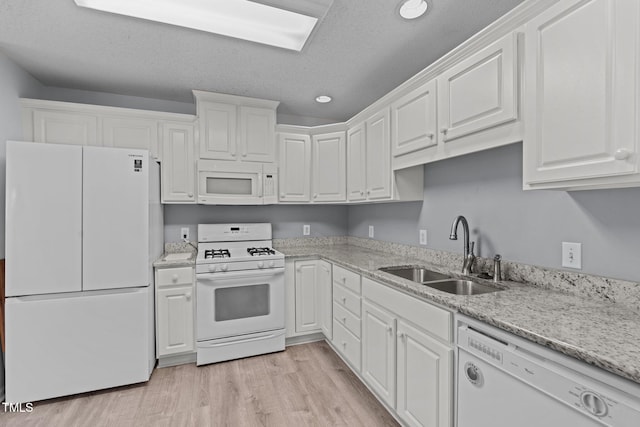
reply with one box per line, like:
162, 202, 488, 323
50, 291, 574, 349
157, 286, 194, 356
347, 124, 366, 201
240, 106, 275, 163
318, 260, 333, 340
438, 33, 518, 143
279, 133, 311, 202
524, 0, 638, 184
103, 117, 159, 158
312, 131, 346, 202
295, 260, 321, 333
391, 80, 437, 157
366, 109, 392, 200
161, 122, 195, 203
33, 110, 99, 146
199, 102, 237, 160
362, 300, 396, 408
397, 320, 453, 427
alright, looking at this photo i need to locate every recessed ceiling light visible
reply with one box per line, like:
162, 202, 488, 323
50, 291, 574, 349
74, 0, 319, 51
315, 95, 332, 103
399, 0, 428, 20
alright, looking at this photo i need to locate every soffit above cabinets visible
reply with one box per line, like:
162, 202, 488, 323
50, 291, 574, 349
0, 0, 524, 124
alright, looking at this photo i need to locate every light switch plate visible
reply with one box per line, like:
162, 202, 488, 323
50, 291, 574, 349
303, 225, 310, 236
562, 242, 582, 269
419, 229, 427, 245
368, 225, 374, 238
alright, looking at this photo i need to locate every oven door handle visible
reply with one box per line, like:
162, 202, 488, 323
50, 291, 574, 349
197, 268, 284, 282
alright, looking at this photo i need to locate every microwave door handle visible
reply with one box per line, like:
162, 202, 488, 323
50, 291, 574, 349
258, 173, 263, 197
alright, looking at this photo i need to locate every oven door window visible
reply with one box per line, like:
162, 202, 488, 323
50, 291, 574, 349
206, 177, 253, 195
215, 283, 270, 321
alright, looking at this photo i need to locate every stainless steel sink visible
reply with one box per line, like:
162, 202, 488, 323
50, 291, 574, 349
423, 279, 501, 295
379, 266, 503, 295
379, 266, 450, 283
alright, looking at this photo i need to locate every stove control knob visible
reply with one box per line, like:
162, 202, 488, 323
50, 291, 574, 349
208, 265, 217, 273
269, 261, 275, 268
258, 261, 265, 269
221, 264, 228, 272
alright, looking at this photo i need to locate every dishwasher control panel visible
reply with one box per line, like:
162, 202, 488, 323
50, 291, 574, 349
458, 320, 640, 426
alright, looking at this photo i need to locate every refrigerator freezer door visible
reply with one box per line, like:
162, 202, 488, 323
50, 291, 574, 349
5, 141, 82, 296
82, 146, 149, 290
5, 287, 152, 403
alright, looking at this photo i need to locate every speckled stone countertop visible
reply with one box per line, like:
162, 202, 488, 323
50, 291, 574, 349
276, 243, 640, 385
153, 242, 197, 268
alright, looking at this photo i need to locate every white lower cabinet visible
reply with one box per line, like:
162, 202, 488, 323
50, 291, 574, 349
285, 259, 333, 339
155, 266, 195, 358
362, 277, 453, 427
331, 264, 362, 372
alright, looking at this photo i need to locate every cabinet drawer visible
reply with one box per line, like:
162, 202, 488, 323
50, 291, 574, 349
332, 264, 361, 294
333, 283, 361, 317
156, 267, 193, 287
333, 302, 361, 338
333, 320, 361, 372
362, 277, 452, 342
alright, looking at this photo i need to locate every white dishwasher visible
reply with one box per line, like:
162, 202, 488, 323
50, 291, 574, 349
456, 315, 640, 427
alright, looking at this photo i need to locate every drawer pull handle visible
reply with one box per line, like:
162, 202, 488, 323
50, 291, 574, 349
342, 317, 347, 324
342, 277, 346, 283
614, 149, 631, 160
172, 274, 178, 282
341, 297, 346, 304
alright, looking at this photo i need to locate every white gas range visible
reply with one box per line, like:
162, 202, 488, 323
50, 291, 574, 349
195, 223, 285, 366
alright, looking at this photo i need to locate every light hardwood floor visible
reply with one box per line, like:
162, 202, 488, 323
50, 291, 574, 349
2, 341, 399, 427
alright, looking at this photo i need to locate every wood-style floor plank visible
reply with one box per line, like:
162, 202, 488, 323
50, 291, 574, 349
2, 341, 399, 427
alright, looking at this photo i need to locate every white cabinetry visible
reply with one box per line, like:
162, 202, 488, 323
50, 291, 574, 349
362, 277, 453, 427
155, 266, 195, 358
161, 122, 196, 203
285, 259, 333, 339
332, 264, 362, 371
278, 132, 312, 202
102, 116, 160, 157
312, 131, 346, 202
195, 91, 278, 163
32, 109, 99, 146
391, 80, 437, 158
347, 109, 422, 202
523, 0, 640, 190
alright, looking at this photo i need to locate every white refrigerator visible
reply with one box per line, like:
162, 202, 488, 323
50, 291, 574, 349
4, 141, 163, 403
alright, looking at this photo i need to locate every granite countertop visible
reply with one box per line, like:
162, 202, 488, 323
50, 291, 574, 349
153, 242, 197, 268
277, 244, 640, 385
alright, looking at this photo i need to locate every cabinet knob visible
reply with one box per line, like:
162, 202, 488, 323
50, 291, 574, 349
614, 149, 632, 160
360, 191, 364, 196
172, 274, 178, 283
386, 326, 393, 333
242, 153, 247, 157
296, 267, 301, 272
440, 128, 448, 135
428, 133, 434, 139
341, 297, 346, 304
185, 292, 192, 301
342, 341, 347, 348
187, 193, 193, 198
341, 277, 346, 283
280, 193, 285, 198
342, 317, 347, 324
367, 190, 371, 195
397, 332, 405, 339
314, 194, 318, 199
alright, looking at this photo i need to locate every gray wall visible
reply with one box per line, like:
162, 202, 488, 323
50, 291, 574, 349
164, 204, 348, 243
0, 52, 43, 259
348, 143, 640, 283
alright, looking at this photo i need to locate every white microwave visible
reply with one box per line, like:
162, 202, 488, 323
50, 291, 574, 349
197, 160, 278, 205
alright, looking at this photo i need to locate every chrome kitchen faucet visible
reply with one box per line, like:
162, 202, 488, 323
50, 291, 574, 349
450, 215, 476, 275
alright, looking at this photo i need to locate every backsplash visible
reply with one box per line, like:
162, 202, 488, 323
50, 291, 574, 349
274, 236, 640, 312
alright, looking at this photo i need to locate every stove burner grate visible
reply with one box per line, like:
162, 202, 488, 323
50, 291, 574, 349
247, 247, 276, 256
204, 249, 231, 259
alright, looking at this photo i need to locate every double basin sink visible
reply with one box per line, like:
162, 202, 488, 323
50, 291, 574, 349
378, 266, 502, 296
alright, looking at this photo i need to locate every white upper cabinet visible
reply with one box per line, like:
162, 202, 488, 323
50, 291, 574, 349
523, 0, 640, 190
391, 80, 437, 157
161, 121, 196, 203
366, 109, 392, 200
32, 110, 99, 146
239, 106, 276, 163
312, 131, 346, 202
278, 132, 311, 202
346, 123, 367, 201
103, 116, 160, 159
195, 91, 279, 164
198, 101, 237, 161
438, 32, 519, 147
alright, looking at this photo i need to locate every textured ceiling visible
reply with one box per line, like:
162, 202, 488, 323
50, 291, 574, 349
0, 0, 525, 124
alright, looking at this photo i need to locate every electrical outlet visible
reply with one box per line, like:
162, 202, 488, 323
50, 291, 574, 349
419, 229, 427, 245
562, 242, 582, 269
303, 224, 310, 236
368, 225, 374, 238
181, 227, 190, 241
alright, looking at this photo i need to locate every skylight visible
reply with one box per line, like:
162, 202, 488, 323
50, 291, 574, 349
74, 0, 319, 51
